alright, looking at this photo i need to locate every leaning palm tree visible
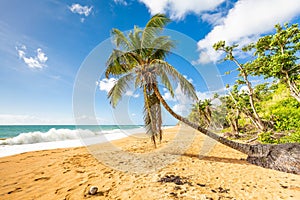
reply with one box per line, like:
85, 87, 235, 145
105, 14, 300, 174
105, 14, 198, 147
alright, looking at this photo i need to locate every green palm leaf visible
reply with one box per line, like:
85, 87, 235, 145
108, 72, 135, 108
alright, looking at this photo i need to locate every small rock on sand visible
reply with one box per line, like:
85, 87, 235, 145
89, 186, 98, 195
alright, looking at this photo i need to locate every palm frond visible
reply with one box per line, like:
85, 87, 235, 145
141, 14, 171, 49
149, 36, 175, 59
105, 50, 142, 78
111, 28, 132, 50
108, 72, 134, 108
152, 59, 198, 101
128, 26, 142, 52
155, 64, 174, 97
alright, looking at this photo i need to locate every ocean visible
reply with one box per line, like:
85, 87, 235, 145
0, 125, 146, 157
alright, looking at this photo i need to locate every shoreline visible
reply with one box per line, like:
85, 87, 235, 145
0, 126, 165, 158
0, 126, 299, 199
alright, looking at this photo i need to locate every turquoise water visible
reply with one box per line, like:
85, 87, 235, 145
0, 125, 142, 139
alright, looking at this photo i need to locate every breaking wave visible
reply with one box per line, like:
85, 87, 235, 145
0, 128, 142, 145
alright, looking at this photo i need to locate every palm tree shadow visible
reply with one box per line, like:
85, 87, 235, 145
179, 153, 249, 165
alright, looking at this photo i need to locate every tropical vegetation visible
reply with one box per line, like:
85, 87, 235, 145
104, 15, 300, 174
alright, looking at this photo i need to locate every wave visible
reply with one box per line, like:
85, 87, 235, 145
0, 128, 144, 145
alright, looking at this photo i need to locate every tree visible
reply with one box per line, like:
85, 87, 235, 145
246, 23, 300, 102
105, 16, 300, 174
213, 41, 266, 131
191, 99, 212, 128
105, 14, 198, 147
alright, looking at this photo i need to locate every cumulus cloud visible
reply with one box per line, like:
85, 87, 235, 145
16, 45, 48, 69
196, 0, 300, 64
139, 0, 224, 20
69, 4, 93, 16
69, 3, 93, 22
97, 78, 117, 93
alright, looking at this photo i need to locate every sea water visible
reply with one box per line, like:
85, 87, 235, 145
0, 125, 145, 157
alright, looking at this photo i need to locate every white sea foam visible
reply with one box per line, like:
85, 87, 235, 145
0, 127, 147, 157
0, 128, 146, 145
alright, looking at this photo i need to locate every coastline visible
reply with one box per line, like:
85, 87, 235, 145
0, 126, 299, 199
0, 126, 151, 158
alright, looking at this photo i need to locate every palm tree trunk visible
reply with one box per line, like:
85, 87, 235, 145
153, 85, 300, 174
152, 85, 253, 155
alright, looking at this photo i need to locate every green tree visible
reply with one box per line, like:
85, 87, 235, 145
191, 99, 212, 128
246, 23, 300, 102
105, 16, 300, 174
213, 41, 266, 131
105, 14, 198, 147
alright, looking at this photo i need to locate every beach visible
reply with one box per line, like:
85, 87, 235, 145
0, 126, 299, 200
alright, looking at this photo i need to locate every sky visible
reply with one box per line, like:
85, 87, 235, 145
0, 0, 300, 125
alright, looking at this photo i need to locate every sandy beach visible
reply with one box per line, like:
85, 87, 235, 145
0, 126, 299, 200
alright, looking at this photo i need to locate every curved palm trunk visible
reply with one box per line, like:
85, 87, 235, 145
153, 85, 300, 174
153, 84, 254, 155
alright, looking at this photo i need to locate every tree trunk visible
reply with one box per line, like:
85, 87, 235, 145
286, 74, 300, 103
153, 85, 300, 174
233, 59, 266, 131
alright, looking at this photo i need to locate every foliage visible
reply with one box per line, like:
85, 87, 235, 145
269, 97, 300, 131
245, 23, 300, 102
214, 41, 267, 131
209, 23, 300, 144
258, 131, 278, 144
105, 14, 198, 146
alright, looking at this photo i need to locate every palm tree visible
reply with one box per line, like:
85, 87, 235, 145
105, 14, 198, 147
191, 99, 212, 128
105, 14, 300, 174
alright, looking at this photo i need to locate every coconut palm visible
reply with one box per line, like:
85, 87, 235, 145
105, 14, 300, 174
105, 14, 198, 147
191, 99, 212, 128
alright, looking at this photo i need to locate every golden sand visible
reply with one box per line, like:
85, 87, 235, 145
0, 126, 299, 199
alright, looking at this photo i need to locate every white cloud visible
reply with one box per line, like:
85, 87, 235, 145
125, 90, 140, 98
201, 12, 224, 26
162, 91, 175, 102
139, 0, 225, 20
183, 75, 193, 83
97, 78, 139, 97
196, 91, 214, 101
196, 0, 300, 64
239, 85, 250, 94
163, 85, 195, 115
36, 48, 48, 63
97, 78, 117, 93
69, 4, 93, 17
114, 0, 128, 6
16, 45, 48, 69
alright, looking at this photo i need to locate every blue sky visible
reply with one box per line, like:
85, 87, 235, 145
0, 0, 300, 125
